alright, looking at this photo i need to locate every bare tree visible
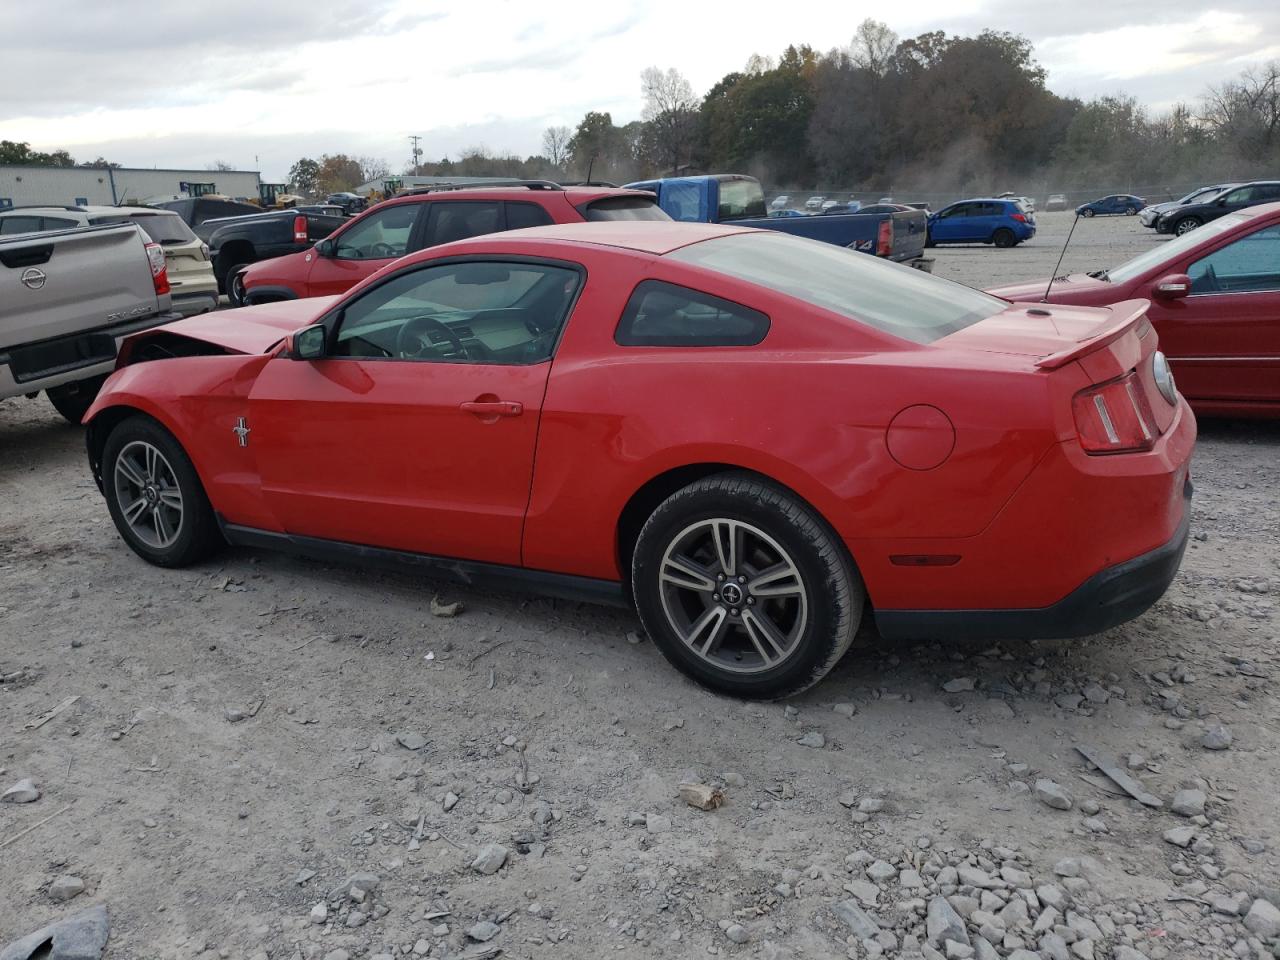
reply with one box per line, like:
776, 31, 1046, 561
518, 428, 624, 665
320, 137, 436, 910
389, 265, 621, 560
850, 19, 898, 76
358, 156, 391, 182
207, 160, 235, 171
542, 126, 572, 168
1202, 61, 1280, 164
641, 66, 700, 175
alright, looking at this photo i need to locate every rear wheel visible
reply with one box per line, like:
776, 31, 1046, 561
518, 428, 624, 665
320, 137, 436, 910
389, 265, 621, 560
215, 259, 249, 296
993, 228, 1016, 248
924, 229, 935, 248
46, 375, 107, 424
102, 416, 222, 567
1125, 205, 1138, 215
1173, 217, 1201, 236
632, 473, 862, 699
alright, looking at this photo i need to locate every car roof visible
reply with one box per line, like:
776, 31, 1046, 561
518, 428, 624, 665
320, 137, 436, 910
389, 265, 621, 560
431, 220, 758, 256
81, 205, 181, 217
377, 185, 655, 210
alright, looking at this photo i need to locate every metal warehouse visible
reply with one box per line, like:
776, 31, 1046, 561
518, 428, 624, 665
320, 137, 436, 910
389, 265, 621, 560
0, 165, 262, 207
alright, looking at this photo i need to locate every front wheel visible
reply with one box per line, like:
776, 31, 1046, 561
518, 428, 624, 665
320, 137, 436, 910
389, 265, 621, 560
632, 473, 863, 699
228, 268, 249, 307
1081, 208, 1095, 218
992, 228, 1016, 248
102, 416, 223, 567
1173, 217, 1201, 236
46, 375, 107, 424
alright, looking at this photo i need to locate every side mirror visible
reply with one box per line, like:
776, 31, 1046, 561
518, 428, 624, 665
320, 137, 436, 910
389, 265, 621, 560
1216, 197, 1227, 207
292, 324, 327, 360
315, 238, 334, 258
1152, 273, 1192, 300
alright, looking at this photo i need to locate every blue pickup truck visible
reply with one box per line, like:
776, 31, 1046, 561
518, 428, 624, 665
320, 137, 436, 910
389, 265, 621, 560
624, 174, 930, 267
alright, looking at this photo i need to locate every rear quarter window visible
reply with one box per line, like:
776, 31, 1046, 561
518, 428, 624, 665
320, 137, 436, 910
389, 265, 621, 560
615, 280, 769, 347
581, 197, 670, 222
506, 202, 555, 230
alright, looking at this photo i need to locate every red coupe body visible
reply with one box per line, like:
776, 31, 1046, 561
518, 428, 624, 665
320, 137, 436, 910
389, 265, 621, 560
237, 185, 667, 305
86, 222, 1195, 690
990, 202, 1280, 418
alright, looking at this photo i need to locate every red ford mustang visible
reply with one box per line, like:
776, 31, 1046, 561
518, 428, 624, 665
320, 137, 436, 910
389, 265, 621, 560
84, 222, 1196, 698
990, 201, 1280, 418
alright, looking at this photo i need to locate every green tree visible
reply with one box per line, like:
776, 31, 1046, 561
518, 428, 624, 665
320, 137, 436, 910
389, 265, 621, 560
288, 157, 322, 196
0, 140, 75, 166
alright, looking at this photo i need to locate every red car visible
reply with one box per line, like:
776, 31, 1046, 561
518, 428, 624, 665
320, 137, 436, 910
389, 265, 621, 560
990, 201, 1280, 418
84, 223, 1195, 698
233, 183, 669, 306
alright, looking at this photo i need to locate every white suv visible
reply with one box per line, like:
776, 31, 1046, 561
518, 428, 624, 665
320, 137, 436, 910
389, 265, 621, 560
0, 205, 218, 316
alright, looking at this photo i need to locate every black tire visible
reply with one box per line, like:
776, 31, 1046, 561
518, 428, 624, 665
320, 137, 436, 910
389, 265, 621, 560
46, 375, 107, 424
1173, 217, 1201, 236
1125, 205, 1137, 215
924, 228, 935, 248
101, 415, 223, 567
227, 268, 249, 307
215, 259, 248, 296
992, 228, 1016, 248
1081, 208, 1095, 218
631, 473, 863, 699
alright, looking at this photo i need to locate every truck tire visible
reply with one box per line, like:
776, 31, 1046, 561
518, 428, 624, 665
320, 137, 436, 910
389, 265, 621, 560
924, 229, 935, 248
46, 375, 107, 424
992, 228, 1016, 248
631, 472, 863, 699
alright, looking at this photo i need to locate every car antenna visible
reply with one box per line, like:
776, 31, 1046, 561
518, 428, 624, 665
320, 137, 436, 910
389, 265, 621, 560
1042, 212, 1081, 303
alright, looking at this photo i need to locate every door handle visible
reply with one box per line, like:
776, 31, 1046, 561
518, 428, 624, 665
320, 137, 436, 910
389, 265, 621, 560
460, 400, 523, 418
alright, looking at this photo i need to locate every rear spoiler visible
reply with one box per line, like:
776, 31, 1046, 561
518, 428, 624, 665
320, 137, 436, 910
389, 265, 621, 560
1035, 299, 1151, 370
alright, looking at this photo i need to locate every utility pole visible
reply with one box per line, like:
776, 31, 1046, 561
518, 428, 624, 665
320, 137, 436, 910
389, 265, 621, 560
408, 136, 422, 176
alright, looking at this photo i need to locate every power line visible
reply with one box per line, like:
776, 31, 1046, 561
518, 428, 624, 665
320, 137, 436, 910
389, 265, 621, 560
408, 135, 422, 175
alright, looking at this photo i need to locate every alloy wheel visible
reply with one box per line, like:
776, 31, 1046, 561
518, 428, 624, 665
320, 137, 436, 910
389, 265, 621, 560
113, 440, 184, 549
657, 518, 808, 675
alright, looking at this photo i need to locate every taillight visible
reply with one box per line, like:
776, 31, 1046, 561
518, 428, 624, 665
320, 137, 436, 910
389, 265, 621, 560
1072, 372, 1156, 454
1010, 213, 1027, 222
293, 215, 308, 243
144, 241, 170, 296
876, 218, 892, 257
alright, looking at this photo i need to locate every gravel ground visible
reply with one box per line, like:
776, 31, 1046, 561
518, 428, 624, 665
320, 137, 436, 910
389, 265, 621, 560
2, 212, 1278, 960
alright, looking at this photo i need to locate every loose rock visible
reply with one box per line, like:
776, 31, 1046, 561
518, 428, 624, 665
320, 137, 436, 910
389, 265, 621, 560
471, 843, 509, 875
1170, 788, 1206, 818
47, 875, 85, 902
1201, 724, 1233, 750
2, 778, 40, 804
1035, 779, 1073, 810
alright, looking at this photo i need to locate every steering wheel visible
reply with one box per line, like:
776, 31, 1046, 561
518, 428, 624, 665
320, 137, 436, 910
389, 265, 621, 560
369, 242, 398, 258
396, 315, 468, 360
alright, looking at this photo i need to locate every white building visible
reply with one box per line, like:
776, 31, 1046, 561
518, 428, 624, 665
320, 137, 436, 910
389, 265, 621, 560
0, 165, 262, 207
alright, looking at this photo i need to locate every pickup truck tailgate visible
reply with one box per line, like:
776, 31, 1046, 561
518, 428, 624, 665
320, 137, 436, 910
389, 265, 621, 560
889, 209, 928, 263
0, 224, 162, 352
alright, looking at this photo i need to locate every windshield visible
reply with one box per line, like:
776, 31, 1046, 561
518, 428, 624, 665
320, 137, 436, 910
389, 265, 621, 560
582, 197, 671, 222
1107, 213, 1250, 284
129, 213, 197, 244
668, 232, 1006, 344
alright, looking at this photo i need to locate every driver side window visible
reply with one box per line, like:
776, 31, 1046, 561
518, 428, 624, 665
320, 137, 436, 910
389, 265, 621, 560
333, 204, 421, 260
1187, 224, 1280, 295
331, 261, 581, 364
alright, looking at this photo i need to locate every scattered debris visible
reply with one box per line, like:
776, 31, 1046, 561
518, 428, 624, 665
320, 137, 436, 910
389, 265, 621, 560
1034, 779, 1073, 810
430, 596, 463, 618
678, 782, 724, 811
2, 778, 40, 804
0, 904, 109, 960
23, 695, 79, 731
1075, 744, 1162, 808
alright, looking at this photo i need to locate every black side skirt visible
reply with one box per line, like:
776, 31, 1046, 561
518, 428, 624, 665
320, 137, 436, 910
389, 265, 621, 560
217, 519, 629, 608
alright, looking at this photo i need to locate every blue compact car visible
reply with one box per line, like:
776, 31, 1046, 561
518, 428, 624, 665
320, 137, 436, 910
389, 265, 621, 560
1075, 194, 1146, 217
926, 198, 1036, 248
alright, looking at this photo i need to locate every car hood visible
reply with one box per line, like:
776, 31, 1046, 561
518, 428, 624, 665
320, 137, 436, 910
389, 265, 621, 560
986, 273, 1112, 305
148, 297, 338, 354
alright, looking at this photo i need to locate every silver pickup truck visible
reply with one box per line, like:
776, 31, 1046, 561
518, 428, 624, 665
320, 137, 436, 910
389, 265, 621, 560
1, 223, 181, 422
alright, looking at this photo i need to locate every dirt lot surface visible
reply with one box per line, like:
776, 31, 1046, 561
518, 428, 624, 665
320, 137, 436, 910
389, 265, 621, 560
3, 212, 1278, 960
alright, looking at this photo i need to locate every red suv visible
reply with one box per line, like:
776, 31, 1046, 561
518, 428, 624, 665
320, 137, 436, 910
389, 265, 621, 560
234, 183, 669, 305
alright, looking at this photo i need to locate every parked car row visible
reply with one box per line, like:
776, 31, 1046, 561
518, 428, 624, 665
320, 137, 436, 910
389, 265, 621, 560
1147, 180, 1280, 236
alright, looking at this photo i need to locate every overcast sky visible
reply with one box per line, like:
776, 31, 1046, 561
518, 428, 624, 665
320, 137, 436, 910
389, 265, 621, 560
2, 0, 1277, 180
